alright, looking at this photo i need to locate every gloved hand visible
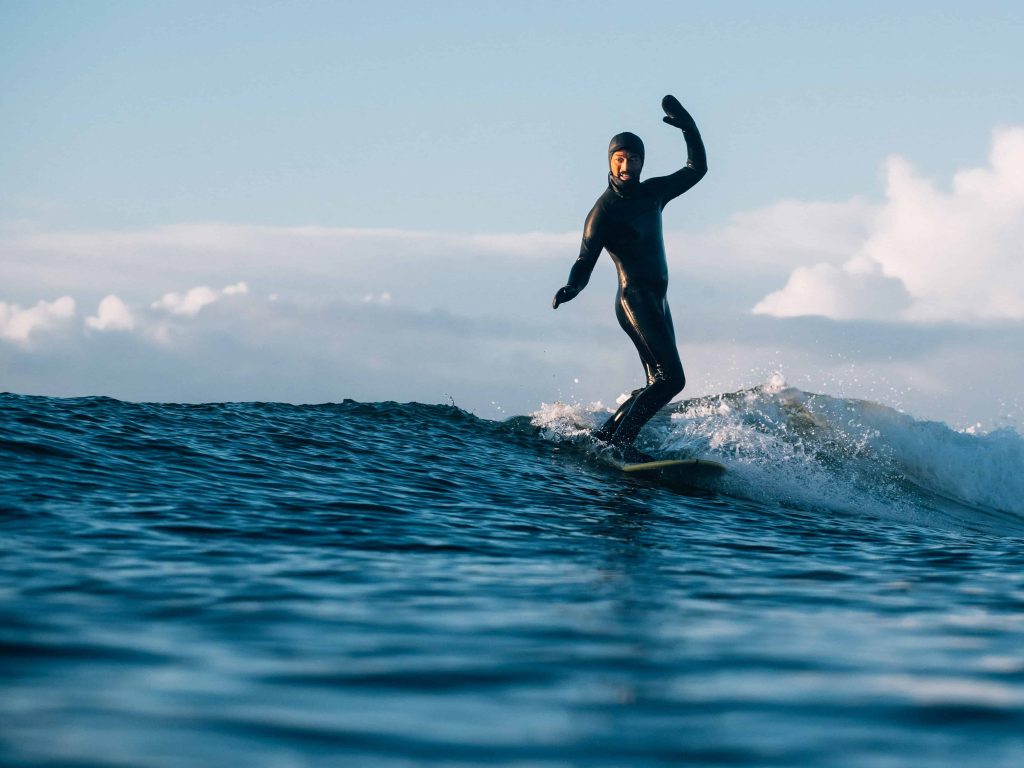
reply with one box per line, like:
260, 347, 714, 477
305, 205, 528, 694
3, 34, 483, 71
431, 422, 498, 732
552, 286, 579, 309
662, 94, 698, 132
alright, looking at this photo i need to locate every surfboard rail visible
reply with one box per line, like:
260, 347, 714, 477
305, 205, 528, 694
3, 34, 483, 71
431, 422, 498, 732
620, 458, 727, 473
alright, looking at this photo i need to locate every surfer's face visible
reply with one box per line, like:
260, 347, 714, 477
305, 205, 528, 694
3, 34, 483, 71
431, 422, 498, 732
610, 150, 642, 183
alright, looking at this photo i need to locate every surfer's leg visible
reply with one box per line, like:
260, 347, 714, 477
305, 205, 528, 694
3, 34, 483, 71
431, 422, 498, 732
611, 365, 685, 445
664, 299, 678, 345
592, 289, 655, 442
593, 386, 642, 442
602, 289, 684, 446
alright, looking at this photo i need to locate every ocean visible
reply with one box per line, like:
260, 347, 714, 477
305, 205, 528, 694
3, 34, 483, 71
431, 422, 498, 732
2, 384, 1023, 767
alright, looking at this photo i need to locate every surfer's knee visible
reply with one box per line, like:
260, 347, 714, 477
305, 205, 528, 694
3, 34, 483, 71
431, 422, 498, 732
658, 366, 685, 396
667, 372, 685, 398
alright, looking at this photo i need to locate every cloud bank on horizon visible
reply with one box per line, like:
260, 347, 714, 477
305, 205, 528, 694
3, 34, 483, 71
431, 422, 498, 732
2, 128, 1023, 428
754, 128, 1024, 323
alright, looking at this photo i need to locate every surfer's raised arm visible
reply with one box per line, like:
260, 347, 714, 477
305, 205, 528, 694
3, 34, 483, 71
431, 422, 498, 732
651, 94, 708, 206
552, 204, 605, 309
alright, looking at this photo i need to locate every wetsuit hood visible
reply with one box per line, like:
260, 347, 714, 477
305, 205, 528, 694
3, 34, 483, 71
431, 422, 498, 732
608, 131, 645, 196
608, 132, 645, 162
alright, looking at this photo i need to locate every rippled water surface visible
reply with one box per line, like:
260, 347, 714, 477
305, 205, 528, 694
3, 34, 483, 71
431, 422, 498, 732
2, 390, 1024, 767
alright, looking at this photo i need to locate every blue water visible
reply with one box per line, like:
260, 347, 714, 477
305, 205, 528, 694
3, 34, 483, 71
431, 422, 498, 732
2, 387, 1024, 767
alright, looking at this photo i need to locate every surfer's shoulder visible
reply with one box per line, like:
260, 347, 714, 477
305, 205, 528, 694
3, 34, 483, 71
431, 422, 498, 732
594, 187, 618, 210
584, 189, 613, 220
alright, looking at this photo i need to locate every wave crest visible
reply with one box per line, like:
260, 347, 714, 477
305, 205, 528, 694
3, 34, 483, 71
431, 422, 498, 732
532, 379, 1024, 533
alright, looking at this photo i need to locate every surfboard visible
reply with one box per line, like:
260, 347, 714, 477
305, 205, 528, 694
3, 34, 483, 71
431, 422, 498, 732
617, 457, 727, 489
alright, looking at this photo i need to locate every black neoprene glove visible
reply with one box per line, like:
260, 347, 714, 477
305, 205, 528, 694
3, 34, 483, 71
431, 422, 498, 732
552, 286, 579, 309
662, 95, 698, 132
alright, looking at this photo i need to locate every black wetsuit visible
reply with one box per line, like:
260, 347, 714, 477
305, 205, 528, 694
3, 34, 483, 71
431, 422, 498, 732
559, 113, 707, 447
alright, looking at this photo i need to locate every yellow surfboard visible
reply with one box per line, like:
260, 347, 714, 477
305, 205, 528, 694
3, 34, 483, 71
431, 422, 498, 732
621, 458, 723, 472
618, 457, 727, 487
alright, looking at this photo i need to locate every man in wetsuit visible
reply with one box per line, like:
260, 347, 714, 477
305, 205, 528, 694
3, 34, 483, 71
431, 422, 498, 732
552, 95, 707, 449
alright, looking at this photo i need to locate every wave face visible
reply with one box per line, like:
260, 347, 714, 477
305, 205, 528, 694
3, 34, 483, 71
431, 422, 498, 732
532, 379, 1024, 535
3, 390, 1024, 767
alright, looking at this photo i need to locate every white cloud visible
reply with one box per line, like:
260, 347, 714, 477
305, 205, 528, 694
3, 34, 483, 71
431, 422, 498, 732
755, 128, 1024, 323
152, 285, 220, 316
753, 264, 909, 320
67, 282, 246, 349
1, 281, 254, 351
693, 198, 875, 274
222, 282, 248, 296
86, 294, 135, 331
150, 281, 250, 317
0, 296, 75, 344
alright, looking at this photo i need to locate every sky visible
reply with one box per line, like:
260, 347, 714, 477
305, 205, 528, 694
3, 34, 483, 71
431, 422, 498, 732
2, 0, 1023, 429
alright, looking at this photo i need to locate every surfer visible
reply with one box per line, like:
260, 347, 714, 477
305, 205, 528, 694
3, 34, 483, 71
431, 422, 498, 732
552, 95, 707, 449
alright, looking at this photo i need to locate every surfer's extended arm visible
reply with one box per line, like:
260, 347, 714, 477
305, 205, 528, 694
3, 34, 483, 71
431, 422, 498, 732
552, 203, 605, 309
653, 94, 707, 206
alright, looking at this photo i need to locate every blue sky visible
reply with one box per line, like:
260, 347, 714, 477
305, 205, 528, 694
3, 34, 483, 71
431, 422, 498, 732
2, 1, 1024, 428
4, 0, 1022, 230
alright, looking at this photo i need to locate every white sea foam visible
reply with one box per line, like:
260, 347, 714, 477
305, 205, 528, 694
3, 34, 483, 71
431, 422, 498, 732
531, 377, 1024, 532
